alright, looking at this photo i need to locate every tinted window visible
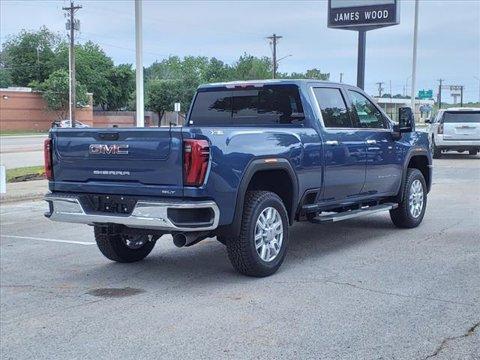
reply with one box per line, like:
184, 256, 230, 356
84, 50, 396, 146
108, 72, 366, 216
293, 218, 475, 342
188, 90, 232, 124
442, 111, 480, 123
313, 88, 353, 128
189, 85, 304, 126
348, 90, 387, 129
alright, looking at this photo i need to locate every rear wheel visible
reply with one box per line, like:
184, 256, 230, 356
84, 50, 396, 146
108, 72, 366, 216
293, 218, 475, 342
226, 191, 289, 277
94, 225, 157, 263
431, 137, 442, 159
469, 150, 478, 156
390, 168, 427, 228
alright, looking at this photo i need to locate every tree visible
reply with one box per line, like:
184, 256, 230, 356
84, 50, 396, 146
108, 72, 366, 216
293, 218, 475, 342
105, 64, 135, 110
203, 57, 232, 83
0, 69, 12, 88
31, 69, 88, 120
304, 68, 329, 80
281, 68, 329, 80
146, 79, 183, 120
1, 27, 61, 86
54, 41, 114, 108
233, 53, 272, 80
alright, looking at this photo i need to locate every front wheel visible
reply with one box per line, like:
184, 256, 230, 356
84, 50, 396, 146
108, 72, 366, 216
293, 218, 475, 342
469, 150, 478, 156
226, 191, 289, 277
94, 225, 157, 263
390, 168, 427, 228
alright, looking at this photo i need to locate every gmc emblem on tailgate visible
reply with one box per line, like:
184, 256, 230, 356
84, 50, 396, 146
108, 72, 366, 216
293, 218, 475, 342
89, 144, 129, 155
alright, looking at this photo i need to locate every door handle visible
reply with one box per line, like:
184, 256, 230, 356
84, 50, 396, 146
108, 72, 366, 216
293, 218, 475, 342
325, 140, 339, 146
366, 139, 377, 145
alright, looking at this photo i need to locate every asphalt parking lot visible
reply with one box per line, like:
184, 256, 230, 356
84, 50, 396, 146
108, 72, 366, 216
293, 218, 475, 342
1, 155, 479, 360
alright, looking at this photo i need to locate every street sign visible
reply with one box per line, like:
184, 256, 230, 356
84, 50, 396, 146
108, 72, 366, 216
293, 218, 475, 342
418, 90, 433, 100
328, 0, 400, 30
174, 102, 181, 112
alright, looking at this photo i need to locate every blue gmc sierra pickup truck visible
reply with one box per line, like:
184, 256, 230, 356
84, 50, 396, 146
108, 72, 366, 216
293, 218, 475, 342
44, 80, 432, 277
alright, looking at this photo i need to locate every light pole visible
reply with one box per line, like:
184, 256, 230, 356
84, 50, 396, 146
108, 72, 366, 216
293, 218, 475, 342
410, 0, 419, 119
135, 0, 144, 127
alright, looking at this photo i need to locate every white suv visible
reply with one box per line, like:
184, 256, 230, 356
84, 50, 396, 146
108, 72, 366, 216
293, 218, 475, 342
427, 108, 480, 158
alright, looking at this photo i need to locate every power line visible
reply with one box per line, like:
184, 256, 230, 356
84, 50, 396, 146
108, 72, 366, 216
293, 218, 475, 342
266, 34, 282, 79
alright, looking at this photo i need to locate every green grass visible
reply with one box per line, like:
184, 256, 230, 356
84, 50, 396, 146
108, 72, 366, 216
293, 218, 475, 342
6, 166, 45, 183
0, 130, 48, 136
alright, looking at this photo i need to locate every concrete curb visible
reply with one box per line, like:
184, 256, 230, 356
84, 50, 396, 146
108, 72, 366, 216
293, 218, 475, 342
0, 193, 45, 204
0, 179, 47, 204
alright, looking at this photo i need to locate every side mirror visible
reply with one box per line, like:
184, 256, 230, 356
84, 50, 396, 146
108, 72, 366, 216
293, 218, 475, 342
424, 119, 431, 124
398, 107, 415, 132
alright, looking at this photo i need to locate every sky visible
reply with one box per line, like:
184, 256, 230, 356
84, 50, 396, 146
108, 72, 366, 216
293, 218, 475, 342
1, 0, 479, 102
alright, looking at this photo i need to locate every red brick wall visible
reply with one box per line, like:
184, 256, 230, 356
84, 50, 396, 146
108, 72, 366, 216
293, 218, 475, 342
0, 90, 166, 131
92, 114, 135, 128
0, 90, 93, 131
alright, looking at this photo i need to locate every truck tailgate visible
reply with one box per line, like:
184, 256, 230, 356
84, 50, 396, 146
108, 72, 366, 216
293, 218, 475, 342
51, 128, 183, 189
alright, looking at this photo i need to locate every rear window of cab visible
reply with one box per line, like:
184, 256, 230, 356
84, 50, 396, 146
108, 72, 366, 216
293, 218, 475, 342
188, 85, 304, 126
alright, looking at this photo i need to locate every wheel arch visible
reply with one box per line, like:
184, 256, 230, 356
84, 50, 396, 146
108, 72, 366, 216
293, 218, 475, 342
227, 158, 299, 238
398, 150, 432, 201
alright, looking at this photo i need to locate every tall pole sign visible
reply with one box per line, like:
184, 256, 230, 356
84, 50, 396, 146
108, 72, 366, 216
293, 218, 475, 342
328, 0, 400, 89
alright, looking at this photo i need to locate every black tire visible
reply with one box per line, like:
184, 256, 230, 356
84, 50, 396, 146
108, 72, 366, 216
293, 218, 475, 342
432, 137, 442, 159
216, 236, 227, 246
226, 191, 289, 277
390, 168, 427, 228
94, 225, 157, 263
469, 150, 478, 156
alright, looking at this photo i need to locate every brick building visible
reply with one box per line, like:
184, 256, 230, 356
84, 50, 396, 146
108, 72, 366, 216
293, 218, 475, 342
0, 88, 160, 132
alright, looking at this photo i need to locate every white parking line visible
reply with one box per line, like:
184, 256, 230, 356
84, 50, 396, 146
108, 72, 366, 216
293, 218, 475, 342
1, 235, 95, 246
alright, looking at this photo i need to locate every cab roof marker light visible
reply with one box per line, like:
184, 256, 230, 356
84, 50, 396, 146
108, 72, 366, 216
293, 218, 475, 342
225, 83, 264, 89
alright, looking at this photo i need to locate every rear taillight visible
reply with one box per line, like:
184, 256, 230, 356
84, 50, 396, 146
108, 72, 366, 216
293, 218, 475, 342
437, 123, 444, 134
183, 139, 209, 187
44, 139, 53, 180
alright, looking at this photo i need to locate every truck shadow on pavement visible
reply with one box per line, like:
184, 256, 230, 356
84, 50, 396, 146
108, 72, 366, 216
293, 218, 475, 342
69, 215, 402, 288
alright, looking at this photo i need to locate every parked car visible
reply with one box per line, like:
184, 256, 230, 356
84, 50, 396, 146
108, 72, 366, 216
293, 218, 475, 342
426, 107, 480, 158
43, 80, 432, 277
54, 119, 90, 128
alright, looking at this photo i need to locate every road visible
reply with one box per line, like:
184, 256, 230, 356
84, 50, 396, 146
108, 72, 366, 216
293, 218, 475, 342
1, 156, 479, 359
0, 135, 46, 169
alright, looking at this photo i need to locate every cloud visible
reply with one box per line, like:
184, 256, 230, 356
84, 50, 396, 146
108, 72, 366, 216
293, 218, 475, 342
1, 0, 479, 101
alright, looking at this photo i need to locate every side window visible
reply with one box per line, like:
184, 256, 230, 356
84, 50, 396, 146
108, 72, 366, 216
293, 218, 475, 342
348, 90, 387, 129
313, 88, 353, 128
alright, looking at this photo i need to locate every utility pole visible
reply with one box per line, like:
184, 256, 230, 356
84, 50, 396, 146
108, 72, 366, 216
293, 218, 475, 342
437, 79, 444, 109
36, 45, 41, 82
339, 73, 343, 83
474, 76, 480, 103
63, 1, 82, 128
376, 82, 384, 97
267, 34, 282, 79
460, 86, 464, 107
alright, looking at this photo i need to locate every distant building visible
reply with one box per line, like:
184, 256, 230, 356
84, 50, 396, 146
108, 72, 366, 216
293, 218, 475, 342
373, 97, 435, 123
0, 87, 158, 131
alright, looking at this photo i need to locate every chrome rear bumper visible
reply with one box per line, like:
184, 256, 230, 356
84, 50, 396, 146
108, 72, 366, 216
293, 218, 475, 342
44, 193, 220, 232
